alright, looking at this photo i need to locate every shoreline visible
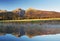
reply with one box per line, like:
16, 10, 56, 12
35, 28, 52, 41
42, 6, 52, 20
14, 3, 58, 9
1, 18, 60, 22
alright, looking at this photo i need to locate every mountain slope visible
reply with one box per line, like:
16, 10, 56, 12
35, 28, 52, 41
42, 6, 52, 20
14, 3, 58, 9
0, 8, 60, 20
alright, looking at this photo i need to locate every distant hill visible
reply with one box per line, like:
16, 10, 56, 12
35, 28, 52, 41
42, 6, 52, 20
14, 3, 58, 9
25, 8, 60, 19
0, 8, 60, 20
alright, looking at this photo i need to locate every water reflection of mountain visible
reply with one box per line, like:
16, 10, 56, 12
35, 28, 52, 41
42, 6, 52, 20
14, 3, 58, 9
0, 20, 60, 37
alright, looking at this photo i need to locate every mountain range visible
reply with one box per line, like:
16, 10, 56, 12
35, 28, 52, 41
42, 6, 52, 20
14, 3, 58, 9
0, 8, 60, 20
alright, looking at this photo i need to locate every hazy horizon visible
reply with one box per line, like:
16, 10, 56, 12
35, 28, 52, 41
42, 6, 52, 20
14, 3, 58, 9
0, 0, 60, 12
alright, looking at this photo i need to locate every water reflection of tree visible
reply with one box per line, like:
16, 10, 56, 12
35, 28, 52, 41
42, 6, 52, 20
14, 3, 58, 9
5, 26, 14, 33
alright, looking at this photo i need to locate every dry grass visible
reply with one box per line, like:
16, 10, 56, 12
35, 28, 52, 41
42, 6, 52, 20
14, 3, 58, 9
1, 18, 60, 22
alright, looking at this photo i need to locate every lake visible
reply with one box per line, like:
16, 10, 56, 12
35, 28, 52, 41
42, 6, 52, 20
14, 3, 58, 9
0, 20, 60, 41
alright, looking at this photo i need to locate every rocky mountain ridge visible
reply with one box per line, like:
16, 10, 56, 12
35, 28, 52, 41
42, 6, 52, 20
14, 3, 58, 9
0, 8, 60, 20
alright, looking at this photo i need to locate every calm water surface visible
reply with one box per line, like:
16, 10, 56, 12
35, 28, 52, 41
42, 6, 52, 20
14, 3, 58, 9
0, 34, 60, 41
0, 20, 60, 41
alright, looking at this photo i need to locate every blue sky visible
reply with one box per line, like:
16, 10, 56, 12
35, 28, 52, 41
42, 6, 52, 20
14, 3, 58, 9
0, 0, 60, 11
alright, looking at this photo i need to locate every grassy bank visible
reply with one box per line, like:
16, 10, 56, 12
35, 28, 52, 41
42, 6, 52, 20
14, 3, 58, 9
1, 18, 60, 22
